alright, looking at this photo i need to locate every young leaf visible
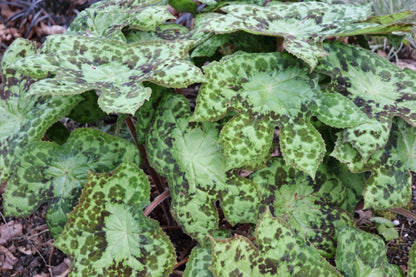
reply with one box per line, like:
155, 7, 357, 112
0, 38, 82, 183
210, 208, 342, 276
3, 128, 142, 237
146, 94, 260, 243
335, 226, 403, 276
318, 41, 416, 161
251, 157, 355, 258
54, 162, 176, 276
192, 51, 367, 177
11, 34, 206, 115
67, 0, 175, 41
332, 117, 415, 210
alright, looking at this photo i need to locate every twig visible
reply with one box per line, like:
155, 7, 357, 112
173, 256, 189, 270
390, 207, 416, 222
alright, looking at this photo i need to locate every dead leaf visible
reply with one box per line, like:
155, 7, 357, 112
0, 221, 23, 245
0, 245, 18, 271
52, 258, 70, 277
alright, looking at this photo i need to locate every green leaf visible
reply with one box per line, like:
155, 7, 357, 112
67, 0, 175, 41
183, 229, 230, 277
146, 94, 260, 243
251, 157, 354, 258
68, 91, 106, 123
169, 0, 197, 15
370, 217, 399, 241
210, 208, 342, 276
192, 51, 366, 177
54, 162, 176, 276
408, 242, 416, 277
0, 38, 82, 183
197, 2, 414, 69
125, 23, 190, 43
12, 34, 206, 115
335, 226, 403, 277
318, 41, 416, 161
332, 117, 414, 210
45, 121, 70, 145
3, 128, 142, 237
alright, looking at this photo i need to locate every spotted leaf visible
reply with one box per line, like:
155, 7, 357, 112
335, 226, 403, 276
332, 117, 415, 210
210, 208, 342, 276
11, 34, 206, 114
3, 128, 141, 237
67, 0, 175, 41
192, 51, 367, 177
251, 157, 354, 258
54, 162, 176, 276
146, 94, 260, 244
409, 242, 416, 277
0, 38, 82, 183
318, 41, 416, 161
199, 2, 414, 69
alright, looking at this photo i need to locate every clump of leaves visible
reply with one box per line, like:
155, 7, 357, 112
1, 0, 416, 276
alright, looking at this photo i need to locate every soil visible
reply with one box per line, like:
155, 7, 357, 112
1, 1, 416, 276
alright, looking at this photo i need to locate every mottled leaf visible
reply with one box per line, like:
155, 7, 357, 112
210, 208, 342, 276
192, 51, 367, 177
183, 229, 230, 277
334, 116, 415, 210
146, 94, 260, 243
12, 34, 206, 114
67, 0, 175, 41
125, 23, 190, 43
0, 38, 82, 183
251, 157, 354, 257
199, 2, 414, 69
335, 226, 403, 276
408, 242, 416, 277
3, 128, 141, 237
318, 41, 416, 161
55, 162, 176, 276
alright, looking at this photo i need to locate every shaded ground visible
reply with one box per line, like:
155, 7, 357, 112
1, 1, 416, 276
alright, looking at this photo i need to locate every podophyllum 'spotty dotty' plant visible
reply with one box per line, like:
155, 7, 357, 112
1, 0, 416, 276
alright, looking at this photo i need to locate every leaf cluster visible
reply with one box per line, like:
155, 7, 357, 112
1, 0, 416, 276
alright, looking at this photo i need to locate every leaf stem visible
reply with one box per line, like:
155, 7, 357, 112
144, 190, 171, 217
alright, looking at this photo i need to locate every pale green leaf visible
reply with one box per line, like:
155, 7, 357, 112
408, 242, 416, 277
146, 94, 260, 243
67, 0, 175, 41
54, 162, 176, 276
192, 51, 363, 177
0, 38, 82, 183
251, 157, 354, 258
335, 226, 403, 277
3, 128, 141, 237
12, 34, 206, 114
317, 41, 416, 161
210, 209, 342, 276
197, 2, 414, 69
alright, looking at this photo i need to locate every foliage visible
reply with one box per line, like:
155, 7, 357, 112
1, 0, 416, 276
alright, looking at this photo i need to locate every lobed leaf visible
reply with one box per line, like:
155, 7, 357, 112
146, 94, 260, 243
3, 128, 142, 237
335, 226, 403, 276
318, 41, 416, 161
67, 0, 175, 41
210, 208, 342, 276
333, 117, 415, 210
197, 2, 415, 69
11, 34, 206, 114
251, 157, 355, 257
55, 162, 176, 276
192, 51, 367, 177
0, 39, 82, 183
